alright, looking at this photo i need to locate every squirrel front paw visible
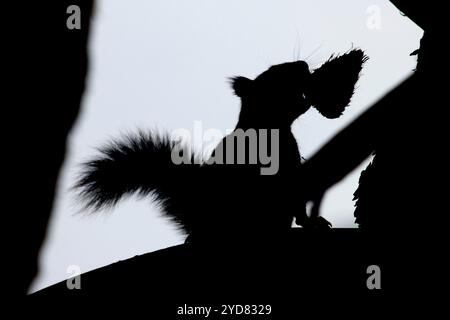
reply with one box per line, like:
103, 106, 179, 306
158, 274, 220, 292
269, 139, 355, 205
311, 216, 332, 229
297, 216, 332, 229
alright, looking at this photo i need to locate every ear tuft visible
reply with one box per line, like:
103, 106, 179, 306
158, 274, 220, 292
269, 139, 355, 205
230, 76, 253, 98
308, 49, 369, 119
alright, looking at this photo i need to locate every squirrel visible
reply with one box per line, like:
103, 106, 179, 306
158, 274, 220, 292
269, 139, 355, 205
75, 49, 368, 245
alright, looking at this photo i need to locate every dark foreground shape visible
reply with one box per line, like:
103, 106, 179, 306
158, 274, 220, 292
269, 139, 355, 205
30, 229, 390, 316
13, 1, 95, 294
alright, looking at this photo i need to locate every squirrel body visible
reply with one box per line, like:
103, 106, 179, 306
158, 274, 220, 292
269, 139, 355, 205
76, 50, 367, 243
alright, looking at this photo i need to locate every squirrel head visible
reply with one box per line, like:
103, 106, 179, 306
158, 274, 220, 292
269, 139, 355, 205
231, 49, 368, 127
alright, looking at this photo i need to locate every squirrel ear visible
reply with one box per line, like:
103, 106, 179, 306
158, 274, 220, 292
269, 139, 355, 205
307, 49, 368, 119
230, 76, 253, 98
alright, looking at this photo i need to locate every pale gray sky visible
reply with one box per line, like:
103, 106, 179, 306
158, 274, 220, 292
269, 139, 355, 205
31, 0, 421, 292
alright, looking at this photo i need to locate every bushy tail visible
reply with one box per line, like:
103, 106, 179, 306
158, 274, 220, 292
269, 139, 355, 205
74, 131, 200, 229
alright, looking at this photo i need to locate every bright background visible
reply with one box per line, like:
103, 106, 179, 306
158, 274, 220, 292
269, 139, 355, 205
31, 0, 421, 292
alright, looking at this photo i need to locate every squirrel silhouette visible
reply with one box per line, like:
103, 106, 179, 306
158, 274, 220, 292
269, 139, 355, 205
75, 49, 368, 245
